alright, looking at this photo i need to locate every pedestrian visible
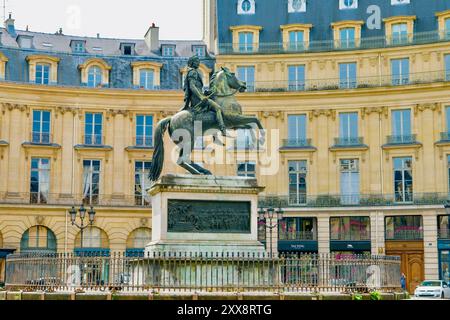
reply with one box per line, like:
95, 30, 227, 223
400, 273, 406, 291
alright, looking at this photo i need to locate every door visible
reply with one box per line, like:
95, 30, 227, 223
386, 249, 424, 293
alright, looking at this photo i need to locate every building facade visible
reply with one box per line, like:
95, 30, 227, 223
0, 0, 449, 293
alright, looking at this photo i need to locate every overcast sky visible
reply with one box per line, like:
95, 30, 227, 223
6, 0, 203, 40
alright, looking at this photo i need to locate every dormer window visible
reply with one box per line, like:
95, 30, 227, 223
162, 45, 175, 57
17, 35, 33, 49
71, 40, 85, 53
120, 43, 135, 56
193, 45, 206, 57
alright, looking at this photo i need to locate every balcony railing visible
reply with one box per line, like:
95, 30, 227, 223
218, 30, 450, 55
386, 134, 417, 145
259, 193, 449, 208
440, 132, 450, 141
0, 192, 151, 208
333, 137, 364, 147
282, 138, 313, 148
134, 136, 153, 148
235, 70, 448, 93
83, 134, 104, 146
385, 229, 424, 241
279, 231, 316, 241
438, 228, 450, 239
31, 132, 52, 144
330, 232, 370, 242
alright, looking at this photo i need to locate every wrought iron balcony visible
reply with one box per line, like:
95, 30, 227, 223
440, 132, 450, 142
134, 135, 154, 148
0, 192, 151, 208
333, 137, 365, 147
385, 229, 424, 241
31, 132, 52, 144
259, 193, 449, 208
83, 134, 104, 146
218, 30, 449, 55
282, 139, 312, 148
278, 231, 316, 241
386, 134, 417, 145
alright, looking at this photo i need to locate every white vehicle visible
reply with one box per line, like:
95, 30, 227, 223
414, 280, 450, 299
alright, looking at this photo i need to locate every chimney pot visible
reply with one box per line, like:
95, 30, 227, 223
145, 24, 159, 52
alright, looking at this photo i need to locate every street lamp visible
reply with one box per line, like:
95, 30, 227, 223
258, 203, 284, 256
69, 205, 96, 249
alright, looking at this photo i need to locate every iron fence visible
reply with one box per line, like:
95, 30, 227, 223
5, 252, 401, 293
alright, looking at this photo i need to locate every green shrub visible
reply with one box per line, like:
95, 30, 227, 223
370, 291, 382, 301
352, 294, 363, 301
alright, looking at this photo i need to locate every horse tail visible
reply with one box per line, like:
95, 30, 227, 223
149, 117, 171, 182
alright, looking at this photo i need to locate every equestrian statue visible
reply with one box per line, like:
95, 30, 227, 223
149, 55, 265, 182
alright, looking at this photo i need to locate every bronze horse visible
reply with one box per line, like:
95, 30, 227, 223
149, 67, 265, 181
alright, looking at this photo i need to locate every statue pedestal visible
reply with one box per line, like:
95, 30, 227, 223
145, 174, 266, 255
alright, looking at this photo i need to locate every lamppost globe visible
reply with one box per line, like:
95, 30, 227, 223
69, 206, 77, 225
88, 207, 96, 224
79, 205, 87, 220
258, 208, 266, 222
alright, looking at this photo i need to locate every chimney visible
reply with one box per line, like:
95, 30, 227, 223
4, 13, 15, 36
97, 33, 100, 38
145, 23, 159, 52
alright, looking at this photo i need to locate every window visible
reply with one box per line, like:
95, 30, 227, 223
278, 218, 316, 241
82, 160, 101, 205
237, 162, 256, 177
32, 110, 51, 144
446, 107, 450, 137
288, 65, 305, 91
339, 0, 358, 10
75, 226, 109, 249
35, 64, 50, 85
237, 66, 255, 92
139, 69, 155, 90
445, 18, 450, 39
391, 58, 409, 85
392, 109, 411, 141
288, 114, 307, 146
162, 45, 175, 57
127, 228, 152, 251
18, 36, 32, 48
289, 160, 307, 205
339, 28, 355, 48
193, 46, 206, 57
445, 54, 450, 81
438, 215, 450, 239
135, 161, 151, 206
392, 23, 408, 44
72, 41, 85, 53
448, 155, 450, 196
339, 63, 357, 89
238, 32, 254, 53
236, 128, 255, 149
393, 157, 413, 203
340, 159, 360, 205
288, 31, 304, 51
136, 115, 153, 147
20, 226, 57, 253
385, 216, 423, 240
30, 158, 50, 204
339, 112, 358, 144
330, 217, 370, 241
87, 66, 102, 88
84, 113, 103, 145
123, 45, 132, 55
238, 0, 255, 14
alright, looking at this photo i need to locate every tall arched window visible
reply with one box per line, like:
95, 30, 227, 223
20, 226, 57, 253
87, 66, 102, 88
126, 228, 151, 256
74, 226, 109, 256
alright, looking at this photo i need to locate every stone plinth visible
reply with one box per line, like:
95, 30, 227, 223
145, 174, 266, 255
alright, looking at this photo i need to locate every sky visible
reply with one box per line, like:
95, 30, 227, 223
5, 0, 204, 40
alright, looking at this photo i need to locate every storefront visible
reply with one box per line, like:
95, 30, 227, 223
278, 217, 318, 254
330, 216, 371, 256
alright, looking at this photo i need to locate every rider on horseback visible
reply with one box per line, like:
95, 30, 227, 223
182, 55, 228, 137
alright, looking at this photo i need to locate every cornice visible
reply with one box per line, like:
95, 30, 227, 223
26, 54, 61, 64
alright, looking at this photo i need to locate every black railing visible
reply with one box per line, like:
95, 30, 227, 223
31, 132, 51, 144
333, 137, 364, 147
259, 193, 449, 208
385, 230, 424, 241
83, 134, 104, 146
282, 139, 312, 148
386, 134, 418, 145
